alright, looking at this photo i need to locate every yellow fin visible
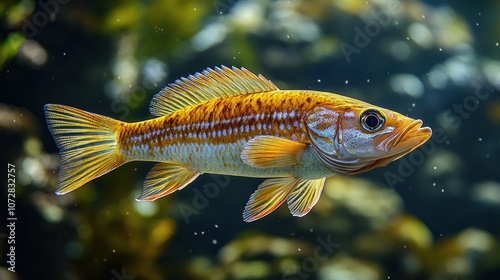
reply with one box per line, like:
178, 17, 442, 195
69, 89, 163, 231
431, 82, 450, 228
136, 162, 200, 201
287, 178, 326, 217
44, 104, 125, 194
243, 177, 299, 222
149, 66, 279, 116
241, 136, 306, 168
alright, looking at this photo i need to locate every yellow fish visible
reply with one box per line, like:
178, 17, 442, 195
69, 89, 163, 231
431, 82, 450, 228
44, 66, 431, 222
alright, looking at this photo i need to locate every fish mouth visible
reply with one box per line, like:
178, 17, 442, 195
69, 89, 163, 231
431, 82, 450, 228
330, 119, 432, 175
375, 119, 432, 158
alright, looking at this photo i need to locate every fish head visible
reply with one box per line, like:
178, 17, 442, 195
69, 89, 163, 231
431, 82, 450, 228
305, 102, 432, 175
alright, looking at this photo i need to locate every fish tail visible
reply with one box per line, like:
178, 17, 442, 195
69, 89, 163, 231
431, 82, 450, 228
44, 104, 126, 195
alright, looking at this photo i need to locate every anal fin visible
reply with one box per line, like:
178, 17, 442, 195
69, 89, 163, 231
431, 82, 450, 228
241, 136, 306, 168
136, 162, 200, 201
287, 178, 326, 217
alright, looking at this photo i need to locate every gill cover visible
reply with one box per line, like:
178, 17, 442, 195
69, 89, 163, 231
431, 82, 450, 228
305, 107, 366, 174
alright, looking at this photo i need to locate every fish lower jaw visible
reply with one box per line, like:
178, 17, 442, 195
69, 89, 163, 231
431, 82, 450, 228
381, 119, 429, 154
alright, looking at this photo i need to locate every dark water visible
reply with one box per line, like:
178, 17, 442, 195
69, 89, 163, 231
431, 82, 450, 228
1, 0, 500, 279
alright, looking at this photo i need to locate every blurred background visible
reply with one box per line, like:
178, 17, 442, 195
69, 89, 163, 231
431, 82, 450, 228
1, 0, 500, 279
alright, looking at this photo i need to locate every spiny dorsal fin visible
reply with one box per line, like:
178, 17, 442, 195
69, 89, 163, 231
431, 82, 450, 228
149, 66, 279, 116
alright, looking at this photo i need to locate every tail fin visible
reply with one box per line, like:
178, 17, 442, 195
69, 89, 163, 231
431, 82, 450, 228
44, 104, 126, 195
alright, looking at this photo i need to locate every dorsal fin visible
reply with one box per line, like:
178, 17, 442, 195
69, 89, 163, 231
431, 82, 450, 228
149, 66, 279, 116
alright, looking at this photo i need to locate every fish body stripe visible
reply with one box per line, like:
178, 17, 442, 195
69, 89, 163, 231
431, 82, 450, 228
118, 90, 328, 163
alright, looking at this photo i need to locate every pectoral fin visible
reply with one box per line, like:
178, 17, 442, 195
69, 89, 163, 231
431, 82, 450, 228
287, 178, 326, 217
241, 136, 306, 168
136, 162, 200, 201
243, 177, 299, 222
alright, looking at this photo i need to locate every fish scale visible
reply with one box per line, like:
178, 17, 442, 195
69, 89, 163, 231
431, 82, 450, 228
119, 91, 317, 160
44, 66, 431, 222
119, 91, 325, 178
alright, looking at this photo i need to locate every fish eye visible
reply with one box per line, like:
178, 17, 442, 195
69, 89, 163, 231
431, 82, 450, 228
360, 109, 385, 132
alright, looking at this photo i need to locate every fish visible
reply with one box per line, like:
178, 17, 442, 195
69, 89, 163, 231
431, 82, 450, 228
44, 66, 432, 222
